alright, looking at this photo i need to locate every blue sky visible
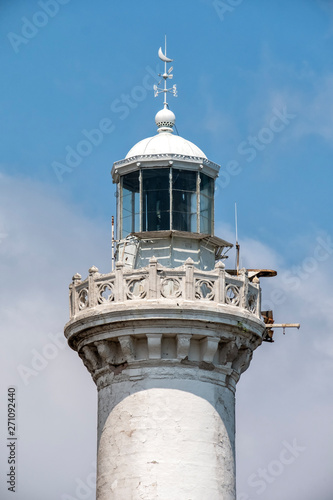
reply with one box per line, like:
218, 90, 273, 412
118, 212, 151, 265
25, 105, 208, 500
1, 0, 332, 250
1, 1, 333, 499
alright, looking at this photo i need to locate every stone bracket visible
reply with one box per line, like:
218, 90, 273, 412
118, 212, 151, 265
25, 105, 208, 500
95, 340, 116, 365
119, 335, 136, 362
200, 337, 220, 363
81, 345, 100, 371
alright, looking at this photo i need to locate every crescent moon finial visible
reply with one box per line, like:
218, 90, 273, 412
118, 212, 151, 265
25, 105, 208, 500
154, 37, 177, 110
158, 47, 173, 63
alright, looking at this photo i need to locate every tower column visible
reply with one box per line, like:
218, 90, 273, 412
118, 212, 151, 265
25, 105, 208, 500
97, 380, 236, 500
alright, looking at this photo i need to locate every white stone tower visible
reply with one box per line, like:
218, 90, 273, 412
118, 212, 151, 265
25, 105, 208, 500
65, 46, 268, 500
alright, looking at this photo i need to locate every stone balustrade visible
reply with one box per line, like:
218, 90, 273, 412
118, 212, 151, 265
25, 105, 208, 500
69, 257, 261, 320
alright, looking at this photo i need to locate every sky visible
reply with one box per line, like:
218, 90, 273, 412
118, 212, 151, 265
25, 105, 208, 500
0, 0, 333, 499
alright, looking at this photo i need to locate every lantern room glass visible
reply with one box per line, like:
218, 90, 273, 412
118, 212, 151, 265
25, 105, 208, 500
142, 169, 170, 231
121, 171, 140, 238
200, 173, 214, 234
172, 170, 197, 232
120, 168, 214, 238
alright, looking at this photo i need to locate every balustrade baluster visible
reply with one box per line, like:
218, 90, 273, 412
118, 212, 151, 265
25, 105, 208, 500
88, 266, 99, 307
240, 269, 249, 309
215, 261, 225, 304
71, 273, 82, 316
115, 262, 125, 302
148, 256, 158, 299
185, 258, 195, 300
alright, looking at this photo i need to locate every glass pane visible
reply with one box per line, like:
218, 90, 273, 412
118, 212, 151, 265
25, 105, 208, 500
200, 196, 212, 234
143, 169, 169, 191
122, 193, 133, 216
190, 212, 197, 231
173, 169, 197, 192
200, 174, 213, 235
200, 215, 210, 234
122, 215, 132, 237
173, 212, 197, 232
142, 169, 170, 231
172, 190, 197, 232
123, 213, 140, 238
173, 190, 197, 214
200, 194, 211, 212
121, 171, 140, 238
200, 173, 214, 198
172, 170, 198, 232
123, 171, 139, 192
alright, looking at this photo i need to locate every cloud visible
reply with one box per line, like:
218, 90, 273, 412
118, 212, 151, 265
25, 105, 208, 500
233, 228, 333, 500
0, 173, 106, 500
221, 44, 333, 150
252, 62, 333, 146
263, 72, 333, 145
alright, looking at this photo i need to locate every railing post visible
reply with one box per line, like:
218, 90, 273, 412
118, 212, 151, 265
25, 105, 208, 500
215, 261, 225, 304
240, 268, 249, 309
252, 276, 261, 318
71, 273, 82, 317
257, 286, 262, 318
149, 256, 158, 299
185, 258, 195, 300
88, 265, 99, 307
115, 261, 125, 302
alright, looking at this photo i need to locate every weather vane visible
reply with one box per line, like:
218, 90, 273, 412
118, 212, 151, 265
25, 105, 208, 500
154, 36, 177, 109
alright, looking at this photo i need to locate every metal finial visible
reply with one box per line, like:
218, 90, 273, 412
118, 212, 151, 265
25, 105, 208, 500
154, 36, 177, 108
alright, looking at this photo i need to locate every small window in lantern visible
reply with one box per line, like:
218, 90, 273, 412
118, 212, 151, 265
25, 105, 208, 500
172, 169, 197, 232
121, 171, 140, 238
142, 169, 170, 231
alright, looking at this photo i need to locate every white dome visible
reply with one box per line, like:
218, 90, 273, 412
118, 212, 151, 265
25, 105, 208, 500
125, 132, 207, 159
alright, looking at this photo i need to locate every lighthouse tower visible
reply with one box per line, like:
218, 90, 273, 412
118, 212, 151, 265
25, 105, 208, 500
65, 46, 267, 500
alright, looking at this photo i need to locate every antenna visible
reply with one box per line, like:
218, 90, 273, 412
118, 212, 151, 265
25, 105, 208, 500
235, 203, 240, 275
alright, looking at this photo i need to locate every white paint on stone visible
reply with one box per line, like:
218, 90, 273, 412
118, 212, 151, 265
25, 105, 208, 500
97, 388, 235, 500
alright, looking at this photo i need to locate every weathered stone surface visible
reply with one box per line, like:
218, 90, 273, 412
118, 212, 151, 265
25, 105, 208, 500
97, 388, 235, 500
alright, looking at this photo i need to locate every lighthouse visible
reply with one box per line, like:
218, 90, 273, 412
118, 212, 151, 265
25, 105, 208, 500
65, 44, 270, 500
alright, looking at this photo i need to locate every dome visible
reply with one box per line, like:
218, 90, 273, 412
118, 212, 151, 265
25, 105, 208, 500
125, 105, 207, 160
125, 132, 207, 159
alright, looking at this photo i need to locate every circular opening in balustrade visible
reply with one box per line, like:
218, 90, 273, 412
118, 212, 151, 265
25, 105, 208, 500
161, 278, 182, 298
127, 278, 147, 299
98, 283, 114, 304
247, 293, 257, 313
78, 289, 89, 310
195, 279, 215, 300
225, 284, 240, 306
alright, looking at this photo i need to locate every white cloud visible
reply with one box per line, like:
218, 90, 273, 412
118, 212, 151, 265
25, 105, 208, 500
234, 228, 333, 500
279, 73, 333, 143
227, 45, 333, 149
255, 66, 333, 145
0, 173, 105, 500
215, 222, 333, 499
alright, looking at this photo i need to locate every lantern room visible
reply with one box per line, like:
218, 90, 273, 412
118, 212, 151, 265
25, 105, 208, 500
111, 108, 232, 270
113, 108, 219, 239
119, 164, 214, 238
